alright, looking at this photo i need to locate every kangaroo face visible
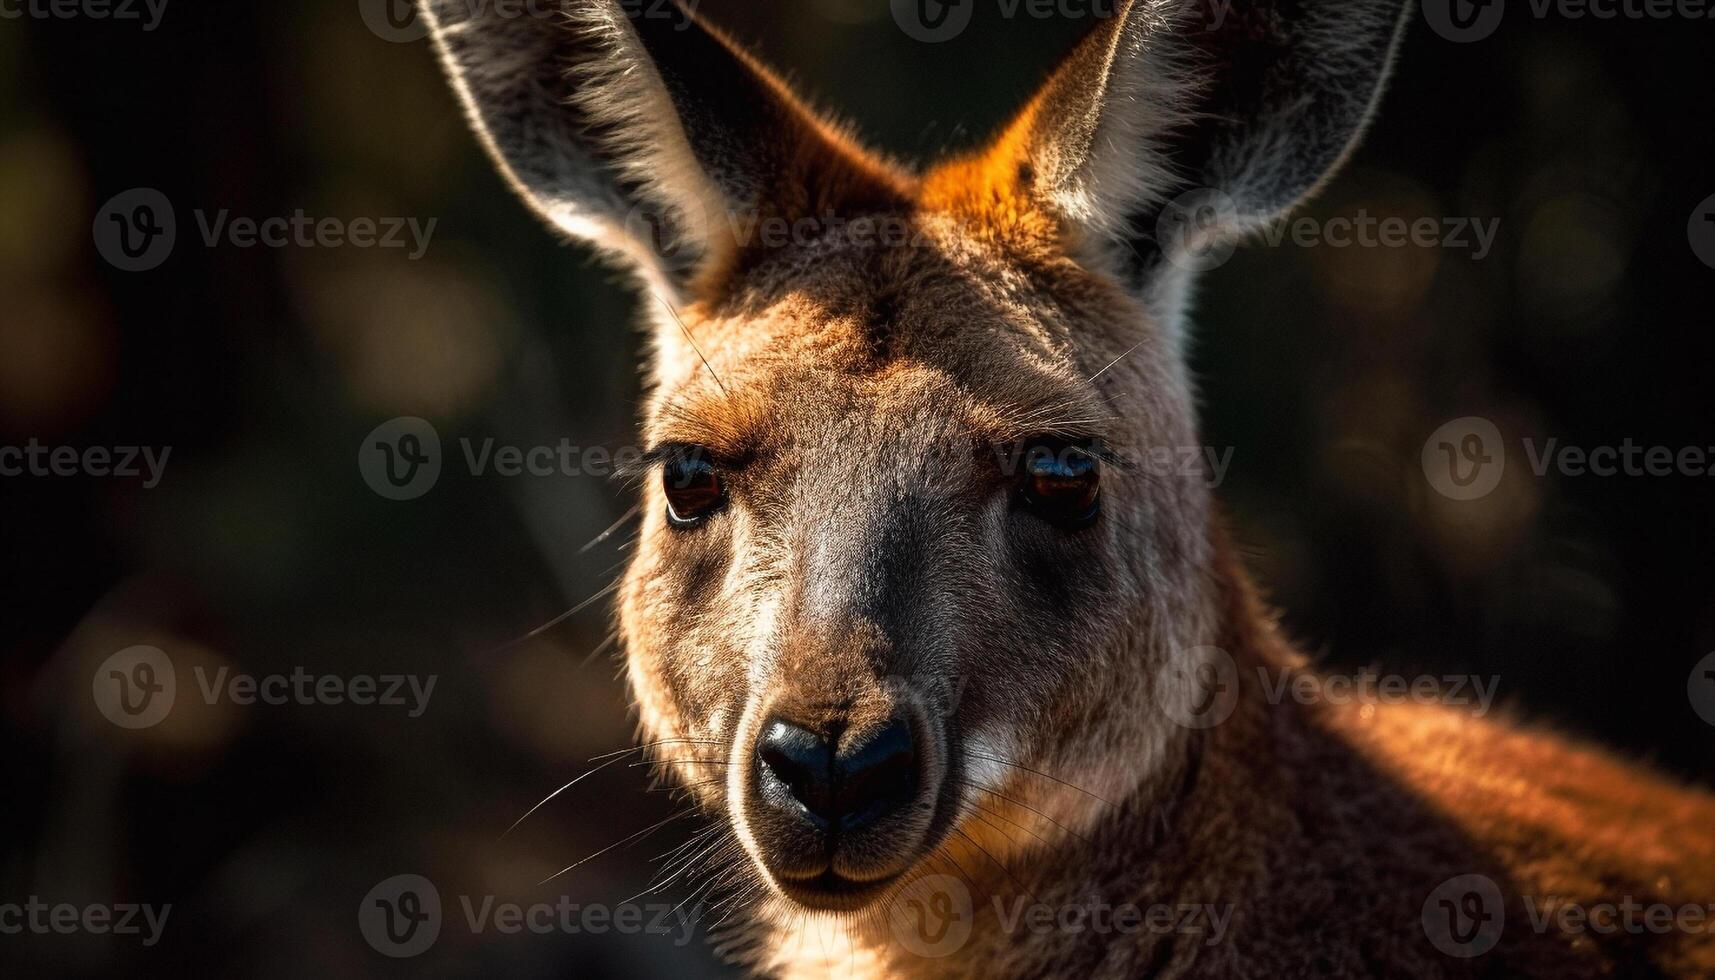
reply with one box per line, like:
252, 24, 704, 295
618, 225, 1208, 905
426, 0, 1405, 918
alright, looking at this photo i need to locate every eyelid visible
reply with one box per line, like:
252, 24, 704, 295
1005, 434, 1135, 473
645, 441, 757, 476
641, 442, 699, 466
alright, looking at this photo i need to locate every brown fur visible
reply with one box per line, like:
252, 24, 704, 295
422, 1, 1715, 975
621, 184, 1715, 977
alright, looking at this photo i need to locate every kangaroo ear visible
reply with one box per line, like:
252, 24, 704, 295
422, 0, 903, 296
946, 0, 1409, 323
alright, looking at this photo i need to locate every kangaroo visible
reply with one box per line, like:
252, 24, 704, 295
422, 0, 1715, 975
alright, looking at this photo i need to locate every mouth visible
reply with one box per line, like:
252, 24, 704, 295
738, 707, 954, 911
771, 868, 904, 911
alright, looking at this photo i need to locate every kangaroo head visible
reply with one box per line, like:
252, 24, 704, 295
427, 0, 1405, 915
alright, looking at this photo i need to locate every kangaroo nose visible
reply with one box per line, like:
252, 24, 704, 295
757, 716, 917, 832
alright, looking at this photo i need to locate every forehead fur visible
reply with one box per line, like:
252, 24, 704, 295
649, 207, 1151, 456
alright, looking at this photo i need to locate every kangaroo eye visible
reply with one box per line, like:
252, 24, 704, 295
1017, 437, 1101, 531
662, 449, 725, 528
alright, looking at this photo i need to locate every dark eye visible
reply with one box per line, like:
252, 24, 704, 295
662, 449, 725, 527
1017, 437, 1101, 530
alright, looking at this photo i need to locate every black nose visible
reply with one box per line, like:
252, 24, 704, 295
757, 716, 917, 832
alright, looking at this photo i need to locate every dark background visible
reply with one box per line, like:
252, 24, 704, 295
3, 0, 1713, 976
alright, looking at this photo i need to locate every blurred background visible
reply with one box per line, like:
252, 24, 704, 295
2, 0, 1713, 975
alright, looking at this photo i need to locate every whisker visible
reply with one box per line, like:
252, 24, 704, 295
954, 781, 1094, 845
651, 822, 723, 864
502, 754, 632, 839
590, 737, 727, 761
579, 504, 641, 554
705, 877, 767, 935
968, 752, 1119, 808
576, 627, 621, 669
670, 859, 731, 925
481, 578, 623, 658
630, 758, 732, 768
951, 826, 1041, 905
965, 799, 1055, 850
539, 809, 693, 885
502, 738, 727, 839
1087, 339, 1145, 382
629, 831, 733, 903
651, 291, 728, 397
679, 846, 750, 924
647, 776, 725, 795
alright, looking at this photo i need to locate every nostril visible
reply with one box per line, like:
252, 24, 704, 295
755, 715, 921, 836
757, 718, 836, 827
833, 717, 917, 832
